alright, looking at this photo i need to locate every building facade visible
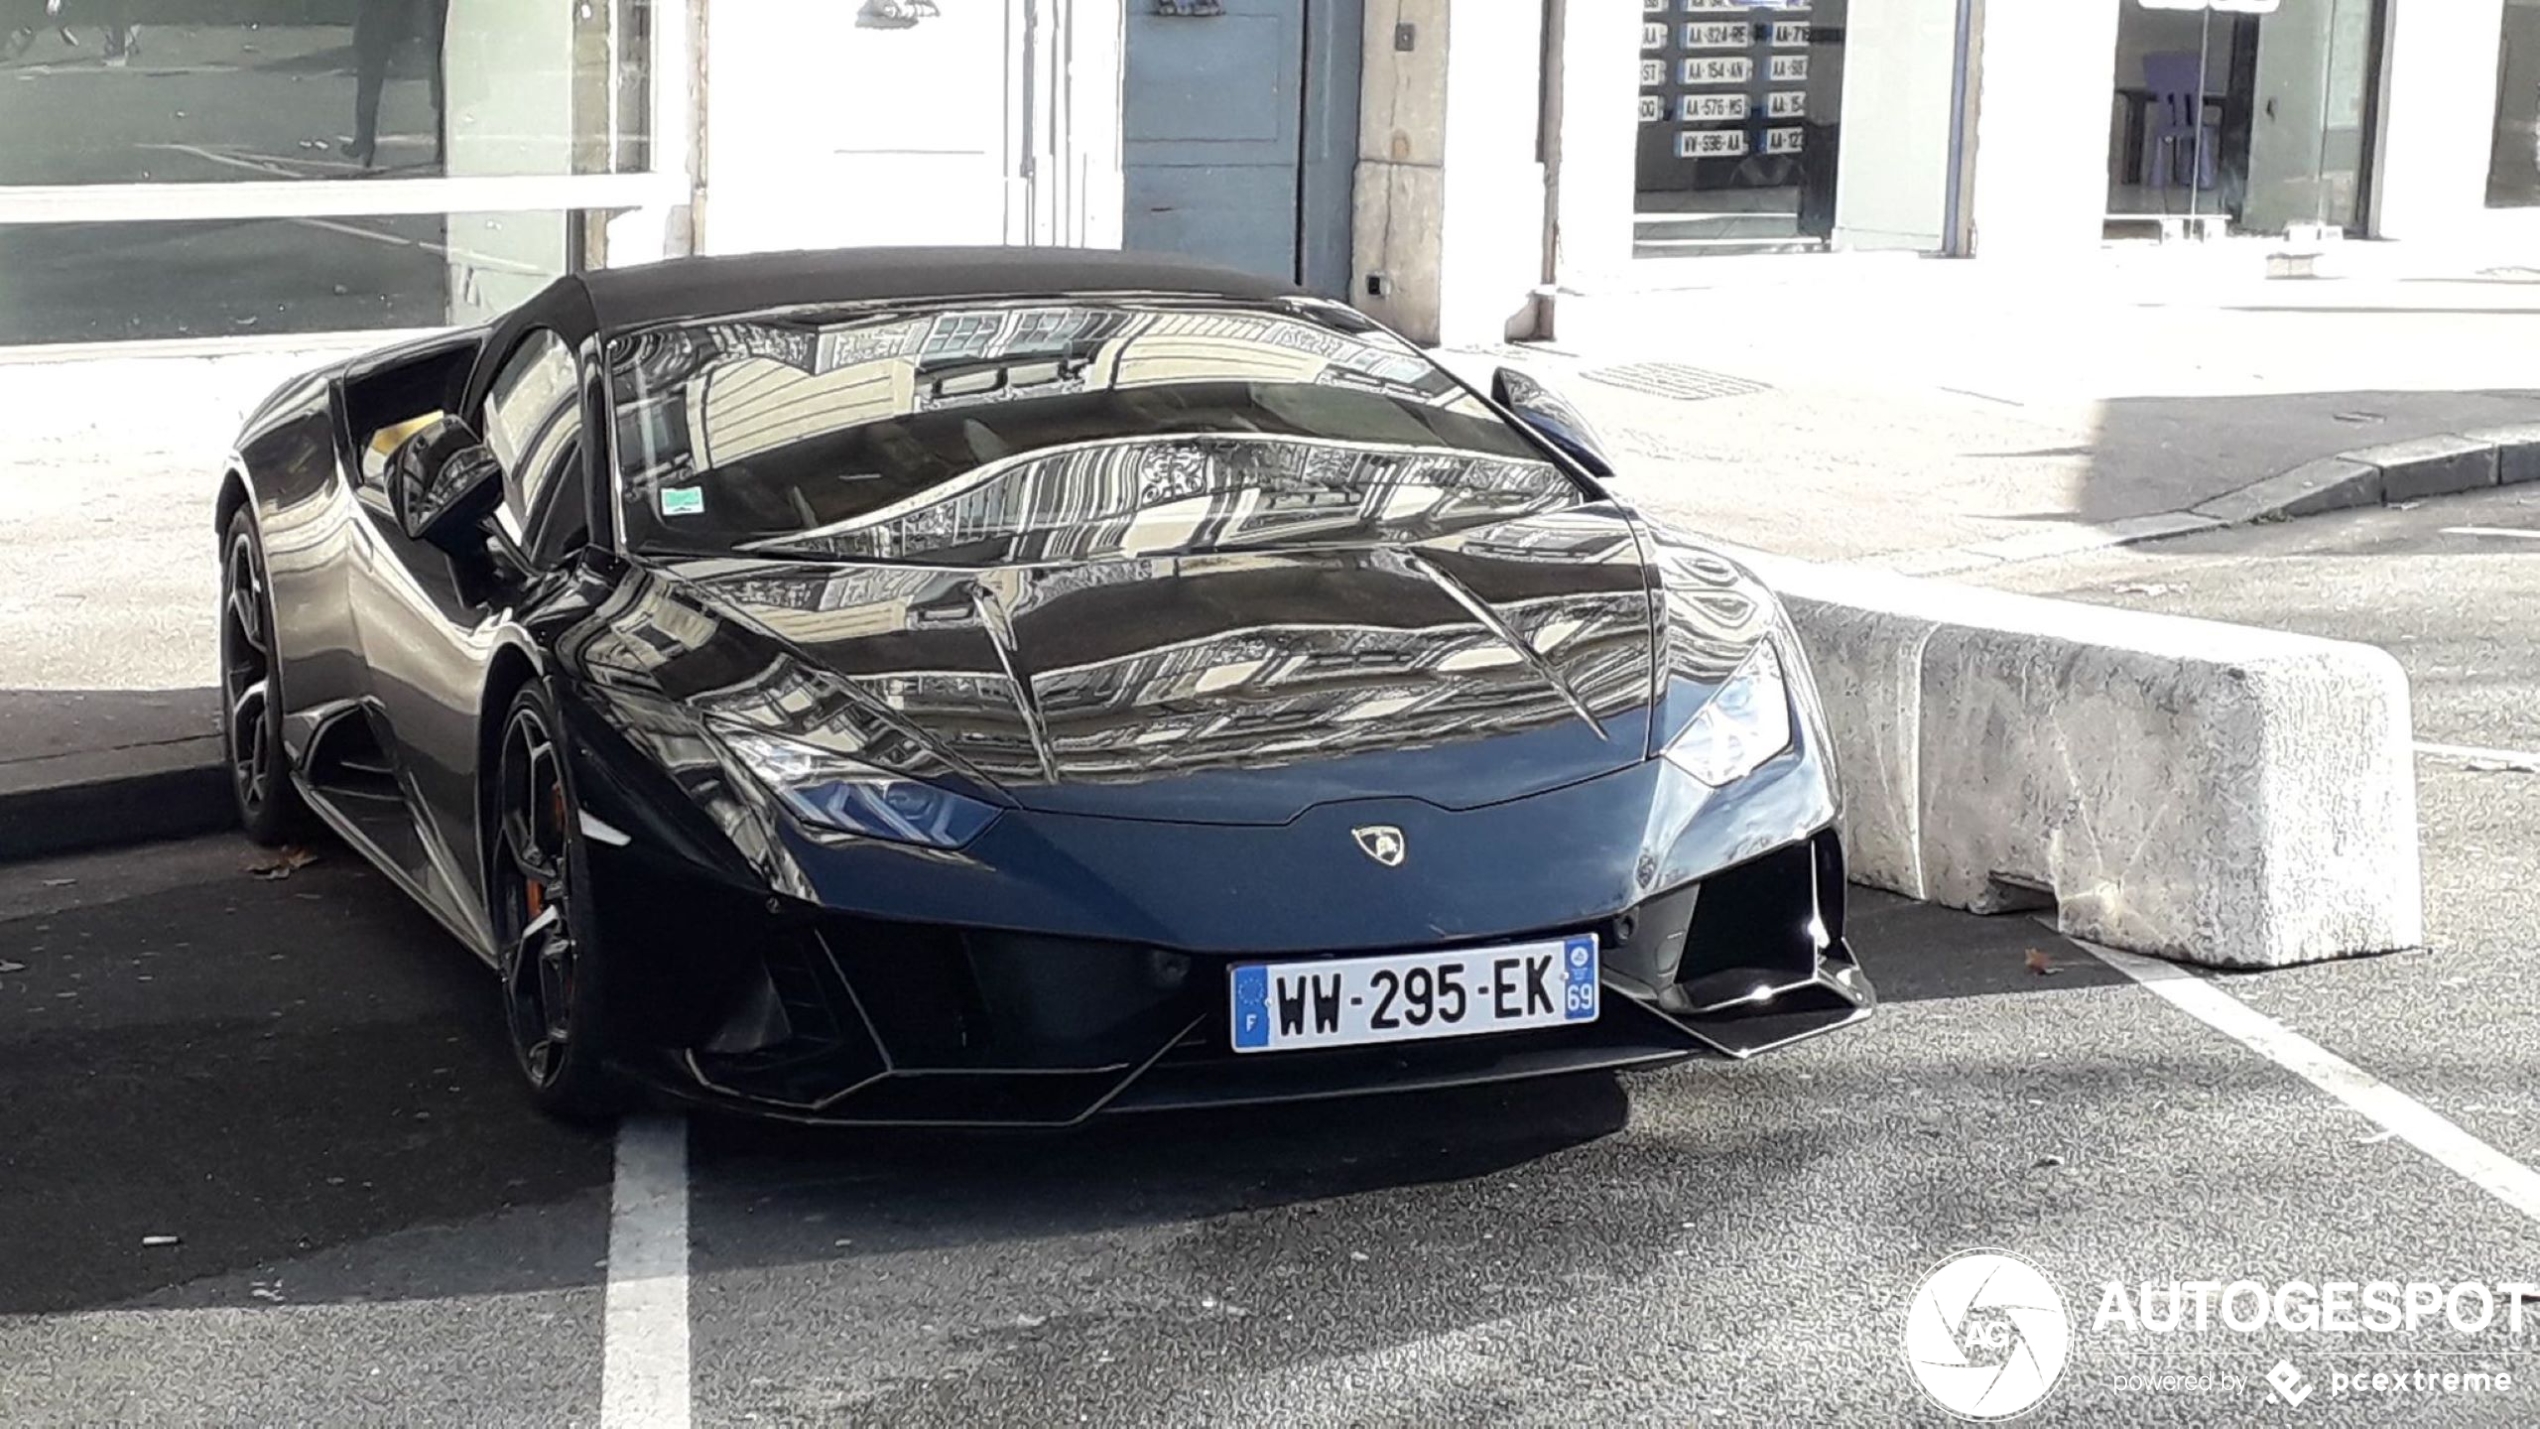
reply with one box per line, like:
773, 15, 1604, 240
0, 1, 2534, 362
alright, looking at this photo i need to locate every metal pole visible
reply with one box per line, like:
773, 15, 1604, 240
2314, 0, 2341, 230
2192, 6, 2212, 221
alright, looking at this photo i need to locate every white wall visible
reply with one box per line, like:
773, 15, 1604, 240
1352, 0, 1546, 347
1831, 0, 1962, 251
1543, 0, 1639, 293
696, 0, 1123, 258
1967, 1, 2123, 257
2374, 0, 2508, 239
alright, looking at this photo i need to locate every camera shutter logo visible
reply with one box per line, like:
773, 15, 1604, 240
1903, 1250, 2071, 1419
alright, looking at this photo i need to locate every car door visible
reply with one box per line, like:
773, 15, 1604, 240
348, 326, 591, 935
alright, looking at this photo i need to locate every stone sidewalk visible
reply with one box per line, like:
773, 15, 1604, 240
1442, 258, 2540, 571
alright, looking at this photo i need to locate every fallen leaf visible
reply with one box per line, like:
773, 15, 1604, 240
245, 846, 320, 880
2390, 501, 2422, 511
2024, 948, 2062, 976
40, 878, 75, 888
2356, 1128, 2396, 1145
2033, 1154, 2067, 1169
2113, 583, 2179, 597
0, 961, 24, 975
140, 1234, 181, 1248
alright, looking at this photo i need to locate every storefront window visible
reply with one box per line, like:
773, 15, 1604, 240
2102, 0, 2382, 238
1634, 0, 1843, 257
0, 2, 676, 347
0, 210, 607, 345
0, 1, 651, 183
2490, 0, 2540, 206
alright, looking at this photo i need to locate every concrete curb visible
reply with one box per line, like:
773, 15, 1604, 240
2201, 425, 2539, 520
1758, 554, 2426, 969
0, 736, 236, 863
1872, 424, 2540, 580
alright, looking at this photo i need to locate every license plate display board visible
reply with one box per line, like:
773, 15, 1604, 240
1230, 936, 1599, 1054
1636, 0, 1820, 197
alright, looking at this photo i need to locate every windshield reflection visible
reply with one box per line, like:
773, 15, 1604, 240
608, 299, 1572, 565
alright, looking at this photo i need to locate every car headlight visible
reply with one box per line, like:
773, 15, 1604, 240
712, 725, 1000, 849
1662, 640, 1794, 787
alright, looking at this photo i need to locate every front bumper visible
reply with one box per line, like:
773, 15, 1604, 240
579, 824, 1873, 1127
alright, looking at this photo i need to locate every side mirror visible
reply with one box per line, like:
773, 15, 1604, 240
384, 415, 503, 548
1492, 367, 1615, 479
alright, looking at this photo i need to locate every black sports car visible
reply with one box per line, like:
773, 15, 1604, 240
215, 246, 1871, 1125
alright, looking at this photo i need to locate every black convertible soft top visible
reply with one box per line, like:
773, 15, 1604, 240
460, 246, 1306, 418
581, 245, 1302, 333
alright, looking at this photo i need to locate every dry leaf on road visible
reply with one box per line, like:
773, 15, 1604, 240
2024, 948, 2062, 976
245, 846, 320, 880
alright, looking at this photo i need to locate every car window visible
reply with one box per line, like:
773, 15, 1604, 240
605, 299, 1577, 566
481, 329, 589, 565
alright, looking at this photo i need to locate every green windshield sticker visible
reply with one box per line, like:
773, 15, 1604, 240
659, 486, 705, 517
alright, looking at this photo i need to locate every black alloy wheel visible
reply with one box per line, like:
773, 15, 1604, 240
220, 510, 308, 843
490, 683, 624, 1119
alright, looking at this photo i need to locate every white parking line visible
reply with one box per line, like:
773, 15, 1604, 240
2417, 740, 2540, 767
2441, 527, 2540, 541
2088, 944, 2540, 1229
602, 1115, 691, 1429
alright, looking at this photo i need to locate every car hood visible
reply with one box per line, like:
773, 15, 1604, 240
568, 502, 1777, 827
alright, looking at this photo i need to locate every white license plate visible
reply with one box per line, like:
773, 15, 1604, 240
1229, 936, 1599, 1054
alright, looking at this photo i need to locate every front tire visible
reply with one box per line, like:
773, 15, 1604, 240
219, 509, 310, 845
489, 682, 627, 1121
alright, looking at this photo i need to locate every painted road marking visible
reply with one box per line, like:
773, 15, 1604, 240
2087, 943, 2540, 1229
2441, 527, 2540, 541
602, 1115, 691, 1429
2417, 740, 2540, 767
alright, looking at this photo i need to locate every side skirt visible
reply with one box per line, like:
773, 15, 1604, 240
296, 774, 502, 969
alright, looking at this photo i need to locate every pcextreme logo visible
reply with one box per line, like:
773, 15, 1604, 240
1903, 1250, 2074, 1419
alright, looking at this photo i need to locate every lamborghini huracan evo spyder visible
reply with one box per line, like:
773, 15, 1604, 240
214, 246, 1872, 1125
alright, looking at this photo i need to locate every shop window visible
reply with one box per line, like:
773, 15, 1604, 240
0, 2, 676, 348
0, 211, 601, 346
1634, 0, 1843, 257
0, 1, 651, 184
2103, 0, 2381, 238
2491, 0, 2540, 207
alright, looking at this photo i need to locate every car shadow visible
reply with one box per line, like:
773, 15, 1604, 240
0, 827, 2127, 1319
0, 839, 615, 1318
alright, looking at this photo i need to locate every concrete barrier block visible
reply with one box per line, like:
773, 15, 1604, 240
2467, 423, 2540, 487
2355, 434, 2499, 503
1758, 559, 2423, 969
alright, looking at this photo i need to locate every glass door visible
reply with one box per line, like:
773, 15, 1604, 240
2104, 0, 2383, 237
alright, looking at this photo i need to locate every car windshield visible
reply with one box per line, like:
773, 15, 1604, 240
603, 298, 1583, 566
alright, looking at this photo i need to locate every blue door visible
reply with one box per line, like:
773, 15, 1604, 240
1124, 0, 1360, 295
